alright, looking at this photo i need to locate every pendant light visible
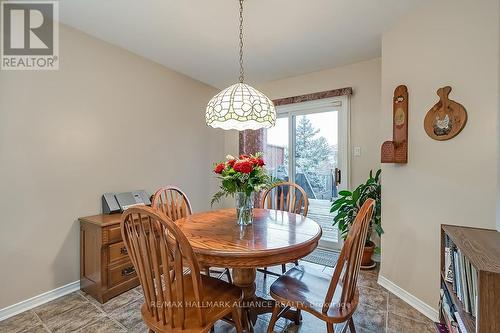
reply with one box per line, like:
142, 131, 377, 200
206, 0, 276, 131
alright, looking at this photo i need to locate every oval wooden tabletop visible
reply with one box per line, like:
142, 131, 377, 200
176, 208, 322, 268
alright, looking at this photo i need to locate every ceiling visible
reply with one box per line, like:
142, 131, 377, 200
59, 0, 425, 88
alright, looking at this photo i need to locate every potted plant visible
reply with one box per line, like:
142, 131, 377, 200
330, 169, 382, 269
211, 153, 273, 226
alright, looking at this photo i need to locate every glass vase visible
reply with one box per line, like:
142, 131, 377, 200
235, 192, 254, 225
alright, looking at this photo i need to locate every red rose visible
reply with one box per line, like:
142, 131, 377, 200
227, 159, 237, 167
249, 157, 265, 166
239, 154, 249, 159
214, 163, 225, 174
233, 160, 254, 174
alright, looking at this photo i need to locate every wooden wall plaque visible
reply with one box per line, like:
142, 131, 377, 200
381, 85, 408, 164
424, 86, 467, 141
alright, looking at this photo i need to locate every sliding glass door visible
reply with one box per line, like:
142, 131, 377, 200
265, 97, 349, 250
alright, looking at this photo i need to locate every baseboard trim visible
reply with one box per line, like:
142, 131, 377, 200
0, 281, 80, 322
377, 275, 439, 322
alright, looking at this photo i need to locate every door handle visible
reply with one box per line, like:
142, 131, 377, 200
335, 168, 341, 185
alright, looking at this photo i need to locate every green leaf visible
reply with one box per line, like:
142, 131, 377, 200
352, 187, 361, 203
333, 211, 347, 223
330, 200, 345, 212
338, 190, 352, 197
374, 223, 384, 236
210, 191, 227, 206
332, 197, 346, 205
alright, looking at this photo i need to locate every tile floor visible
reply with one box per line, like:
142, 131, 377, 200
0, 261, 435, 333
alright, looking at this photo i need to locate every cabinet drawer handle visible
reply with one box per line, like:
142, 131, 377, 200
121, 267, 135, 276
120, 247, 128, 255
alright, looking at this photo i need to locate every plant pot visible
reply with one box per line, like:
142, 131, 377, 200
360, 240, 376, 270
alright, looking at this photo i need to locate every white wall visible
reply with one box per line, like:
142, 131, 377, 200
380, 0, 499, 312
0, 25, 222, 309
250, 58, 382, 187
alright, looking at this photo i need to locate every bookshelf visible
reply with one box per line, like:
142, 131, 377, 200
440, 225, 500, 333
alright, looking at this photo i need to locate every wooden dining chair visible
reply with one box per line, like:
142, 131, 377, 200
259, 182, 309, 278
121, 206, 243, 333
266, 198, 375, 333
151, 186, 193, 221
151, 186, 232, 283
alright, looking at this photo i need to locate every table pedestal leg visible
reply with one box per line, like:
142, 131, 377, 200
232, 268, 256, 301
232, 268, 257, 332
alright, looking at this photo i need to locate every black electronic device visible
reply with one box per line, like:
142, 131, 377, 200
102, 190, 151, 214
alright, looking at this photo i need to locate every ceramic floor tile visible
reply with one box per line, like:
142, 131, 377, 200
43, 302, 105, 333
133, 285, 143, 295
357, 271, 387, 292
388, 293, 432, 324
127, 320, 148, 333
88, 289, 141, 314
297, 260, 327, 273
0, 264, 438, 333
322, 265, 335, 275
352, 302, 386, 332
213, 320, 236, 332
77, 316, 127, 333
387, 312, 435, 333
108, 299, 144, 331
20, 323, 50, 333
251, 318, 275, 333
215, 319, 265, 333
0, 310, 42, 333
257, 311, 289, 329
358, 286, 388, 311
255, 273, 278, 295
281, 311, 327, 333
33, 292, 88, 322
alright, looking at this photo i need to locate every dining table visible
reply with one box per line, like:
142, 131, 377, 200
175, 208, 322, 332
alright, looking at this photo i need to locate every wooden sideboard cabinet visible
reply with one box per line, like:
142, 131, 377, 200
79, 213, 139, 303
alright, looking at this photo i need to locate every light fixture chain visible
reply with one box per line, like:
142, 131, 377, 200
238, 0, 244, 83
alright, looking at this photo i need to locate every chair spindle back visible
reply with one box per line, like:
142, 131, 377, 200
121, 206, 205, 329
151, 186, 193, 221
323, 198, 375, 313
260, 182, 309, 217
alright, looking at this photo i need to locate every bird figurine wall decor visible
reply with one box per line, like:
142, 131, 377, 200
424, 86, 467, 141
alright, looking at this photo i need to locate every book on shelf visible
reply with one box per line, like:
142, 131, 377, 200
446, 236, 478, 318
453, 249, 461, 300
441, 286, 460, 333
465, 258, 474, 315
455, 311, 468, 333
460, 251, 469, 313
471, 265, 478, 318
442, 225, 500, 333
444, 246, 454, 283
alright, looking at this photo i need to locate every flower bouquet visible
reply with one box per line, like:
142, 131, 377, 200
211, 152, 272, 225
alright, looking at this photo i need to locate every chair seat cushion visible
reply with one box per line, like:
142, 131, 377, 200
269, 265, 358, 322
140, 273, 242, 332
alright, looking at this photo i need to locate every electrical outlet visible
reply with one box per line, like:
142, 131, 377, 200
353, 146, 361, 157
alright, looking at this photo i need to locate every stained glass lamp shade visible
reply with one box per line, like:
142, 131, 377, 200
206, 83, 276, 130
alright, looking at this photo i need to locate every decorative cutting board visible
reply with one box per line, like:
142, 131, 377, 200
424, 86, 467, 141
381, 85, 408, 164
